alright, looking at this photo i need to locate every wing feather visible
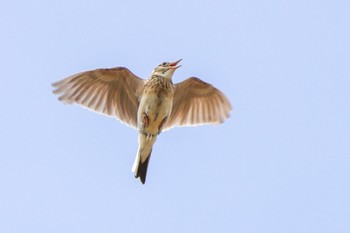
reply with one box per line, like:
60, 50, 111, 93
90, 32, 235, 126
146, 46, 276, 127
52, 67, 144, 128
164, 77, 232, 130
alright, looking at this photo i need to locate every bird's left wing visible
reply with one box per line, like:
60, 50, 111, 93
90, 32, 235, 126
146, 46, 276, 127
52, 67, 144, 128
163, 77, 232, 130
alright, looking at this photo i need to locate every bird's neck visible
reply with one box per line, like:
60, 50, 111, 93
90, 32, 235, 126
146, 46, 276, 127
146, 75, 174, 90
149, 73, 172, 82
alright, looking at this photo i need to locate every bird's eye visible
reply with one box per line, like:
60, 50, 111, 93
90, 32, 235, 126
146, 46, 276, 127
162, 62, 167, 66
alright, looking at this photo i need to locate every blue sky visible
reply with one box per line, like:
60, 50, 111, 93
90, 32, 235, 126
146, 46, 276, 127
1, 0, 349, 232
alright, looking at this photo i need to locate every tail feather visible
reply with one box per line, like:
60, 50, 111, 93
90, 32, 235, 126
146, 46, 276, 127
132, 133, 157, 184
135, 149, 152, 184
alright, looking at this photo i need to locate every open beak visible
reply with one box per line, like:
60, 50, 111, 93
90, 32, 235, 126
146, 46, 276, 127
169, 59, 182, 69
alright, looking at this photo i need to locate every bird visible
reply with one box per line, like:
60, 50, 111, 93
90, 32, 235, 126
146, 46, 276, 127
52, 59, 232, 184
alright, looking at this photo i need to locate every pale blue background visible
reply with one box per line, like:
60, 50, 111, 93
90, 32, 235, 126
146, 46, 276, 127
1, 0, 349, 232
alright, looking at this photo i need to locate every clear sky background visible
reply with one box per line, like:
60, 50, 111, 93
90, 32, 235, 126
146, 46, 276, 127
1, 0, 349, 232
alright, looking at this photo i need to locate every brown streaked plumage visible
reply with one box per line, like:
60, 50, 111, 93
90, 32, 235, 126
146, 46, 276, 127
52, 67, 143, 128
52, 59, 232, 184
163, 77, 231, 130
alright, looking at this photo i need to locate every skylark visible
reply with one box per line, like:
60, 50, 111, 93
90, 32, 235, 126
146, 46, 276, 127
52, 59, 232, 184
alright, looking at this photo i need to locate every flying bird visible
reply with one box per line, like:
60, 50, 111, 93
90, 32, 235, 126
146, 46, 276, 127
52, 59, 232, 184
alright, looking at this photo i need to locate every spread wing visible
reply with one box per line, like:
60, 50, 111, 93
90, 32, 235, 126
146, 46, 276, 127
52, 67, 144, 128
164, 77, 232, 130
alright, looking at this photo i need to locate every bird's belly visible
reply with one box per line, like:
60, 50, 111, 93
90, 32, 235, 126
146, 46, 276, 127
138, 94, 173, 135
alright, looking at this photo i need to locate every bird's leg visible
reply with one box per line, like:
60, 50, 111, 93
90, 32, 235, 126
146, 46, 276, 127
158, 116, 168, 134
141, 112, 149, 129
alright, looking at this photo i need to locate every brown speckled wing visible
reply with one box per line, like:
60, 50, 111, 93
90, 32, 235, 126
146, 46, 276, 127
52, 67, 144, 128
164, 77, 232, 130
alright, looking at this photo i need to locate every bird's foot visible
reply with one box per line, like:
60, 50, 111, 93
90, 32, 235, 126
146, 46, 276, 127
158, 116, 168, 133
141, 113, 149, 129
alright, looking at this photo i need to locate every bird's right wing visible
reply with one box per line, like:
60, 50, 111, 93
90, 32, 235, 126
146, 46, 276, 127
163, 77, 232, 130
52, 67, 144, 128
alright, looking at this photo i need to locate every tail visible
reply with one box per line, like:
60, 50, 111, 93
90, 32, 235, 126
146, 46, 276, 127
132, 133, 157, 184
132, 148, 152, 184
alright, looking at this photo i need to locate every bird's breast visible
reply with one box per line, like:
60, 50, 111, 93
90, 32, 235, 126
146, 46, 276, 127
137, 79, 174, 135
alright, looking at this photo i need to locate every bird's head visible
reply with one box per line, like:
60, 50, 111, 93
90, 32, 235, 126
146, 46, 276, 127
151, 59, 182, 79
